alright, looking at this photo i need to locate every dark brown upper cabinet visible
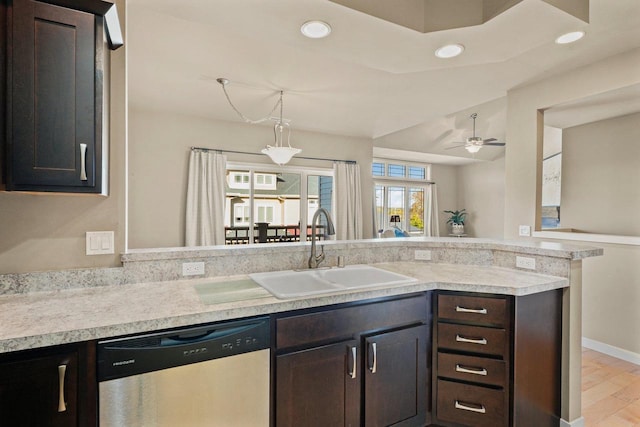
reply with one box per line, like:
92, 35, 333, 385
2, 0, 122, 193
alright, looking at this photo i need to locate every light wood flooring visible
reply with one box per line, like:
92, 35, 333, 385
582, 348, 640, 426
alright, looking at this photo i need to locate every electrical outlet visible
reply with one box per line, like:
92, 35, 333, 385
414, 250, 432, 261
182, 262, 205, 276
516, 256, 536, 270
519, 225, 531, 236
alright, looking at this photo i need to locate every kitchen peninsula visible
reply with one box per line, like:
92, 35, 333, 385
0, 238, 601, 426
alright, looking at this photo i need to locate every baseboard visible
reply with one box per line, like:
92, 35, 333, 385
560, 416, 584, 427
582, 337, 640, 366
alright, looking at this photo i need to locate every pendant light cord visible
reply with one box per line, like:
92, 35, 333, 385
219, 79, 282, 124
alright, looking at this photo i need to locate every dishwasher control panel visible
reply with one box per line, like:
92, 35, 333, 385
97, 316, 270, 381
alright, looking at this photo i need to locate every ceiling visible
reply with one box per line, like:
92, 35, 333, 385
127, 0, 640, 161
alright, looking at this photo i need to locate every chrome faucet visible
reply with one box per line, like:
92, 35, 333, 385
308, 207, 336, 269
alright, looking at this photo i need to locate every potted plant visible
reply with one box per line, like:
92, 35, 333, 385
444, 209, 466, 235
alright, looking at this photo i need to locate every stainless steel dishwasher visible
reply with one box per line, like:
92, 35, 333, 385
97, 317, 270, 427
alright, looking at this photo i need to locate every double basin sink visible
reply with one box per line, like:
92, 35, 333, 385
249, 264, 418, 299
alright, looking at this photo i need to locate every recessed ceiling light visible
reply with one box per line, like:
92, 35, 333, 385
435, 44, 465, 59
555, 31, 585, 44
301, 21, 332, 39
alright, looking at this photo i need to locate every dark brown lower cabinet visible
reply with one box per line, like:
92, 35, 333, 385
276, 340, 361, 427
364, 325, 429, 427
275, 294, 432, 427
432, 290, 562, 427
0, 342, 96, 427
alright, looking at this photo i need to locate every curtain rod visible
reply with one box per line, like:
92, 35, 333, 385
190, 146, 357, 164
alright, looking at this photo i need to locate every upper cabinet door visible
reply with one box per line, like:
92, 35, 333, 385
7, 0, 102, 192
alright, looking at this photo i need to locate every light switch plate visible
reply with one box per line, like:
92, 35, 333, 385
86, 231, 114, 255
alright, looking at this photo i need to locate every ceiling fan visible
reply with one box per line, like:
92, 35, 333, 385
446, 113, 505, 153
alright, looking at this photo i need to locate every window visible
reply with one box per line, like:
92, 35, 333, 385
373, 159, 431, 236
225, 164, 334, 244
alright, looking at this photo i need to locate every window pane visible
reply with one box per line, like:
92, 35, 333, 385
388, 186, 405, 227
409, 188, 424, 233
388, 164, 406, 178
372, 162, 385, 177
375, 185, 385, 233
408, 166, 425, 180
308, 175, 333, 239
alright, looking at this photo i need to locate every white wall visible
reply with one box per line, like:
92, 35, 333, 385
128, 108, 374, 249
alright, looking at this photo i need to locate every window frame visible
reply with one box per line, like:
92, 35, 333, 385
226, 161, 335, 243
373, 159, 432, 235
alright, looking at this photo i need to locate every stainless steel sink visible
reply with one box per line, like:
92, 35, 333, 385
249, 265, 418, 299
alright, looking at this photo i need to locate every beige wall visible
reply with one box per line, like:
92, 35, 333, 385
561, 112, 640, 235
0, 0, 127, 275
128, 108, 375, 249
456, 156, 505, 238
582, 243, 640, 355
505, 48, 640, 238
506, 48, 640, 420
430, 164, 459, 235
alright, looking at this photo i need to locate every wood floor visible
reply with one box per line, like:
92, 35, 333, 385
582, 348, 640, 426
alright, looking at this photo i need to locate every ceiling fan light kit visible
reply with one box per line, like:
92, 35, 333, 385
446, 112, 506, 154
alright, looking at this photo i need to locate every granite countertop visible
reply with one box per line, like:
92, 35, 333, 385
0, 262, 568, 354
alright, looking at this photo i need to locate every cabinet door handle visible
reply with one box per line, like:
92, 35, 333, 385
58, 364, 67, 412
369, 342, 377, 374
456, 334, 487, 345
455, 400, 486, 414
348, 346, 357, 379
80, 143, 88, 181
456, 364, 488, 376
456, 305, 487, 314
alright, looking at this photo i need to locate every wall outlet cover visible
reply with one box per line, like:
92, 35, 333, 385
519, 225, 531, 236
516, 256, 536, 270
183, 262, 205, 276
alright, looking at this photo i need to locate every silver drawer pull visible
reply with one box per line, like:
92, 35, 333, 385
456, 364, 488, 376
349, 346, 357, 379
58, 365, 67, 412
79, 143, 88, 181
456, 335, 487, 345
455, 400, 486, 414
369, 342, 377, 374
456, 305, 487, 314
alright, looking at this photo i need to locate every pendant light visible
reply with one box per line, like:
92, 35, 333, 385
217, 78, 301, 165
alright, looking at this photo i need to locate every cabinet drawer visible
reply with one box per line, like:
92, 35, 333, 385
438, 323, 506, 357
438, 294, 507, 327
437, 352, 506, 387
276, 294, 428, 349
437, 379, 506, 427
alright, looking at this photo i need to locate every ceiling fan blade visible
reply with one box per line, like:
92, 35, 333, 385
482, 142, 506, 146
444, 144, 467, 150
482, 138, 497, 143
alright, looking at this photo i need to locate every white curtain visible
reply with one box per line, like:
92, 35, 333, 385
185, 150, 227, 246
334, 162, 363, 240
424, 184, 440, 237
